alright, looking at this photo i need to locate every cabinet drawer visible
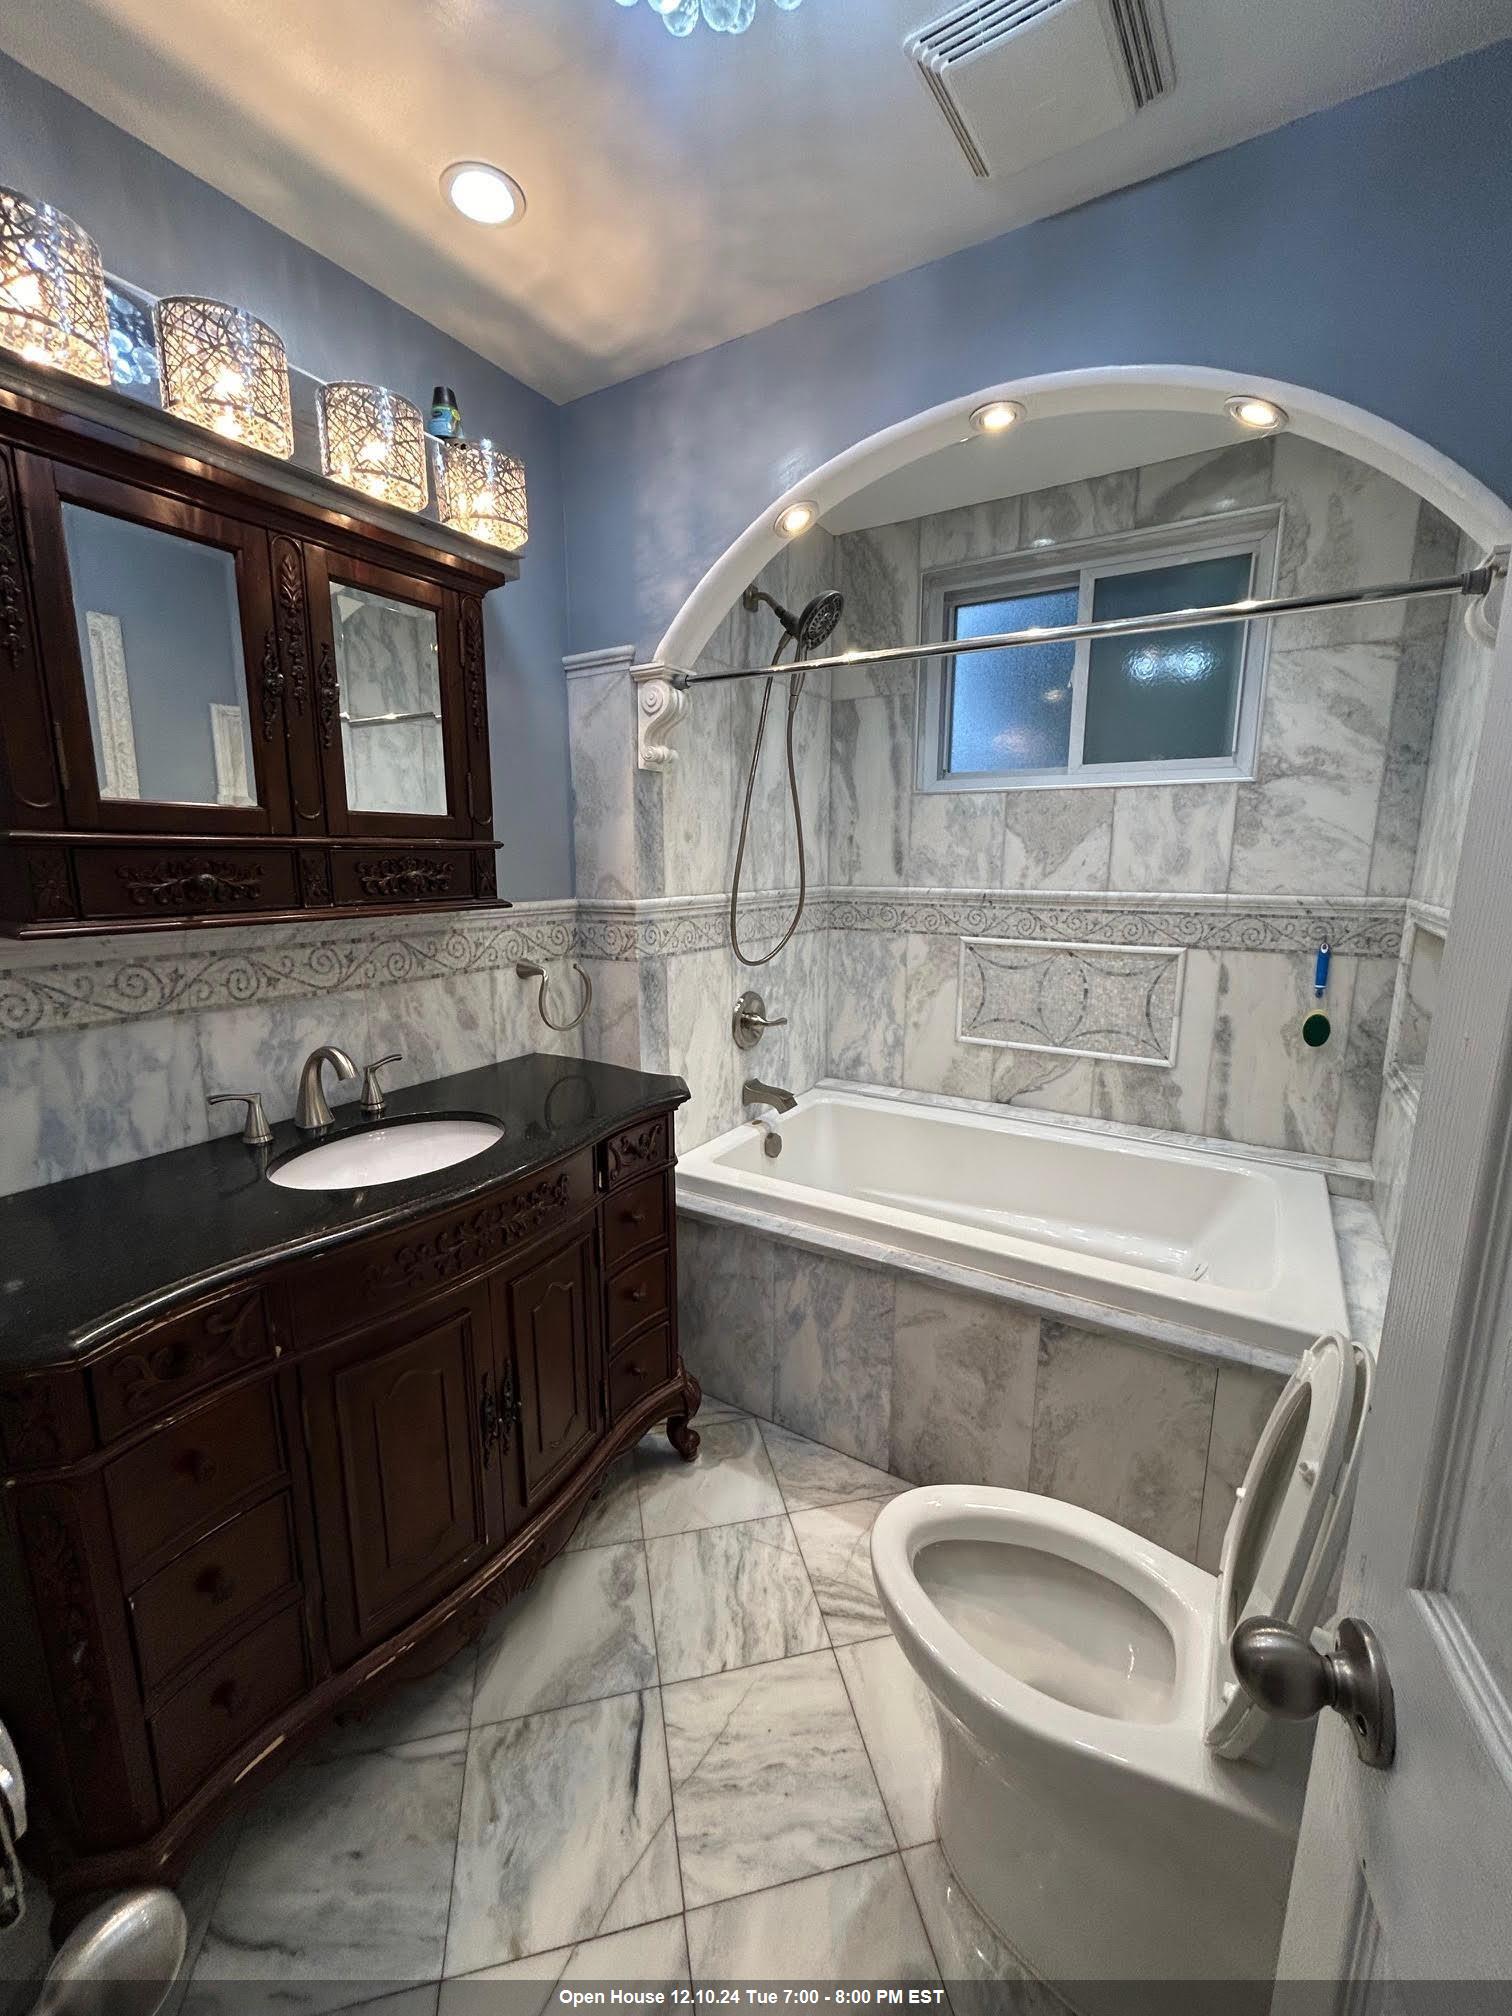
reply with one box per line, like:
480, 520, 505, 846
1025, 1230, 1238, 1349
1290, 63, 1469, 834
72, 846, 300, 921
328, 848, 475, 909
603, 1114, 671, 1191
106, 1382, 285, 1577
129, 1493, 297, 1693
149, 1602, 308, 1809
288, 1151, 595, 1342
92, 1288, 272, 1440
607, 1248, 670, 1351
603, 1174, 667, 1273
609, 1324, 672, 1422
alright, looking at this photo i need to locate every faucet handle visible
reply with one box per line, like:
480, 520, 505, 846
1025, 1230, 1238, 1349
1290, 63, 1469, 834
207, 1091, 274, 1148
733, 990, 788, 1049
361, 1053, 402, 1119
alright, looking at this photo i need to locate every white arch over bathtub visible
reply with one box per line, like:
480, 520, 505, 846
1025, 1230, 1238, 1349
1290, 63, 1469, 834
652, 363, 1512, 682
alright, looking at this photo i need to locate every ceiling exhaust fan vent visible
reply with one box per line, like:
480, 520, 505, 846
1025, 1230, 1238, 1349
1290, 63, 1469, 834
906, 0, 1174, 180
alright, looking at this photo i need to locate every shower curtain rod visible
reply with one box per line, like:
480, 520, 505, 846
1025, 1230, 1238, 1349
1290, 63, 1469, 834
669, 563, 1501, 688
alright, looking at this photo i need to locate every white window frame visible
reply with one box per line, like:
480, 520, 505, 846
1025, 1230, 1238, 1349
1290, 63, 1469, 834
915, 506, 1282, 794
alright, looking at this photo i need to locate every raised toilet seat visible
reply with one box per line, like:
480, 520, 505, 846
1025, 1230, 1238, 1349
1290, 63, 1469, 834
871, 1333, 1372, 1995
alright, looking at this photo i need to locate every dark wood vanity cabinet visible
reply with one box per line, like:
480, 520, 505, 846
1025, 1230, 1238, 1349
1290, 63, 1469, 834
0, 379, 513, 935
0, 1098, 697, 1915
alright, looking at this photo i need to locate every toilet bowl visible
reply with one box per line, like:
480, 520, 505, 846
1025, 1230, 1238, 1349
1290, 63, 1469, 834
871, 1333, 1372, 1995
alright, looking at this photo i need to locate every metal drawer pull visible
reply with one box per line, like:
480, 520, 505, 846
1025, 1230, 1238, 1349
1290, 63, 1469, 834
175, 1449, 217, 1486
622, 1208, 647, 1226
628, 1362, 645, 1379
627, 1284, 649, 1304
209, 1678, 243, 1717
195, 1566, 236, 1606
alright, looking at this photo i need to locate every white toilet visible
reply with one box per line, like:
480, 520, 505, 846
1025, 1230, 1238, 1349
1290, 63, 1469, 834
871, 1332, 1372, 1994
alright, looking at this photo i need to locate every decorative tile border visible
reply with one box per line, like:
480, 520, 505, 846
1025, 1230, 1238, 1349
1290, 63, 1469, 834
958, 937, 1184, 1067
0, 902, 578, 1038
0, 884, 1405, 1038
826, 888, 1404, 956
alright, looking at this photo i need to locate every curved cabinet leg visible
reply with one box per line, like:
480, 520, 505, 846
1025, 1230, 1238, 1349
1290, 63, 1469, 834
666, 1368, 703, 1462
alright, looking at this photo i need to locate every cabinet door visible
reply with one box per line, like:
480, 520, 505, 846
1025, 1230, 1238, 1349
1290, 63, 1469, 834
500, 1224, 603, 1517
302, 1283, 503, 1664
15, 454, 292, 835
302, 546, 470, 840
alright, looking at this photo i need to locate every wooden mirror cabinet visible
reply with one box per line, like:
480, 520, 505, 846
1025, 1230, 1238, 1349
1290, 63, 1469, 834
0, 379, 514, 936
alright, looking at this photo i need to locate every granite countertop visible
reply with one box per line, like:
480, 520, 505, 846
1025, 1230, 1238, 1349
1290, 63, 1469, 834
0, 1053, 688, 1371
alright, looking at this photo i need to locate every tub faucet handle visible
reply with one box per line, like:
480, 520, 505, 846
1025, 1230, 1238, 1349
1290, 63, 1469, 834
734, 990, 787, 1050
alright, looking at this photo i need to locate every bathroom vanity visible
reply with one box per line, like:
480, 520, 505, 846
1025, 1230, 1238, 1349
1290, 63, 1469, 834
0, 1053, 695, 1916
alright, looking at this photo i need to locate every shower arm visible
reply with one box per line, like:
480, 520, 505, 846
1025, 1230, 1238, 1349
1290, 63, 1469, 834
668, 562, 1503, 689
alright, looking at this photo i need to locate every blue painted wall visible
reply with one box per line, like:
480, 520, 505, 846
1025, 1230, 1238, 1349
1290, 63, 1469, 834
561, 41, 1512, 658
0, 52, 574, 898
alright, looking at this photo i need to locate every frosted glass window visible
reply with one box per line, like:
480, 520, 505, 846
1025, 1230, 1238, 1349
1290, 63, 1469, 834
1082, 553, 1253, 766
947, 585, 1079, 774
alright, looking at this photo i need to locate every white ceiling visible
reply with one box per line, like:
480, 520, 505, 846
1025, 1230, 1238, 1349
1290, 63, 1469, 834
3, 0, 1509, 403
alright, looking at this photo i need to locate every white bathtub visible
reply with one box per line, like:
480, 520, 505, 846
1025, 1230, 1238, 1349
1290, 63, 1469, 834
676, 1088, 1348, 1359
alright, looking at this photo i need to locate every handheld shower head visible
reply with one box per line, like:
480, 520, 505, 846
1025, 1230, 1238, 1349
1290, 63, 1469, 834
741, 584, 845, 657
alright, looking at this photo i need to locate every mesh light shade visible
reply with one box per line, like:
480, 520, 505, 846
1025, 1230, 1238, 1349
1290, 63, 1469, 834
154, 295, 293, 458
0, 188, 111, 385
318, 381, 428, 512
434, 437, 528, 551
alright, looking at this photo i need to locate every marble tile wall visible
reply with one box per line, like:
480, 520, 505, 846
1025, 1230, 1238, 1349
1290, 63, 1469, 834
0, 903, 585, 1196
678, 1211, 1286, 1570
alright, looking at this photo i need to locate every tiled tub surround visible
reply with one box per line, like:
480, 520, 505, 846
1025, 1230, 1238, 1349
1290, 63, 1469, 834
677, 1193, 1390, 1574
677, 1086, 1349, 1359
565, 435, 1482, 1169
0, 901, 585, 1195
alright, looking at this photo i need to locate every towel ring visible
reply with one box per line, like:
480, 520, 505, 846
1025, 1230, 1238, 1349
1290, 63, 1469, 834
517, 959, 593, 1033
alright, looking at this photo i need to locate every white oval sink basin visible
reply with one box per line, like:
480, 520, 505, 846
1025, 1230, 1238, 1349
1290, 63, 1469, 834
268, 1117, 504, 1191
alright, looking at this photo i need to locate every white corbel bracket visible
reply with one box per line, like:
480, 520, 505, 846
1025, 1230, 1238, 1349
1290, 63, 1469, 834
1465, 547, 1508, 650
633, 664, 692, 770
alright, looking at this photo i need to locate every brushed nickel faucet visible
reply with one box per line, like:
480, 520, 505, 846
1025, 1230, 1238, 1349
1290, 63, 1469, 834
295, 1045, 357, 1132
742, 1078, 796, 1115
743, 1077, 796, 1160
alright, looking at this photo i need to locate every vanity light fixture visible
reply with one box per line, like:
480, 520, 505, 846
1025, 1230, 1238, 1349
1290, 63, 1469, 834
434, 434, 529, 550
620, 0, 804, 33
1226, 395, 1288, 433
969, 399, 1024, 435
774, 500, 818, 538
318, 381, 429, 512
0, 187, 112, 385
441, 162, 526, 227
155, 296, 294, 458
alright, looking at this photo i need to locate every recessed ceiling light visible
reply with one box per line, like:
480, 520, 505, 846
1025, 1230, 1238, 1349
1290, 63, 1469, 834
1225, 395, 1288, 433
969, 399, 1024, 435
441, 162, 525, 227
774, 500, 818, 538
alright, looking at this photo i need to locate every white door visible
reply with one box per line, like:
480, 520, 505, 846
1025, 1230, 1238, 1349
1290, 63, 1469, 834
1277, 577, 1512, 1993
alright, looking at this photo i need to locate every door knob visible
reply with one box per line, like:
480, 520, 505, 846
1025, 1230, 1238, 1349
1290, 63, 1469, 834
1230, 1614, 1396, 1769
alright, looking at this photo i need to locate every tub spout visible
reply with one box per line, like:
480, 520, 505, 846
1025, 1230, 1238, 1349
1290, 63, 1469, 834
743, 1078, 796, 1116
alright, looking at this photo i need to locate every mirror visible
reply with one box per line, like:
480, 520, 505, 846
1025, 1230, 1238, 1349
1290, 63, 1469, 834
330, 583, 447, 818
62, 503, 257, 808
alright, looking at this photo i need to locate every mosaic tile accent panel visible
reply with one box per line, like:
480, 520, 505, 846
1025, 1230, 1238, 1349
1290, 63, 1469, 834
957, 936, 1184, 1067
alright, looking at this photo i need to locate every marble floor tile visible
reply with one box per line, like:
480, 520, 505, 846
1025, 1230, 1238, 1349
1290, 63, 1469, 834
759, 1421, 904, 1511
663, 1649, 893, 1908
566, 1456, 643, 1550
835, 1635, 941, 1850
902, 1844, 1065, 2016
439, 1917, 689, 2016
644, 1514, 827, 1682
790, 1499, 892, 1645
192, 1732, 467, 2010
316, 1649, 478, 1759
446, 1692, 679, 1975
635, 1418, 784, 1538
686, 1856, 941, 1986
472, 1543, 657, 1723
694, 1396, 753, 1425
641, 1516, 822, 1685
